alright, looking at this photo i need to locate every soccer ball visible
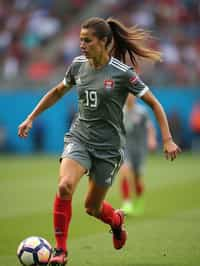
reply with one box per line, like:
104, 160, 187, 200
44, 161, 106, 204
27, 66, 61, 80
17, 236, 52, 266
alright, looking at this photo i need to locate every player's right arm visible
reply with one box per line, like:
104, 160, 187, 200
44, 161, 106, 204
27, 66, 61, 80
18, 81, 72, 138
125, 68, 181, 161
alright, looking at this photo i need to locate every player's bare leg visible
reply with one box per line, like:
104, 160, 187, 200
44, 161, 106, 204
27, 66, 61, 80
50, 158, 86, 265
85, 178, 127, 249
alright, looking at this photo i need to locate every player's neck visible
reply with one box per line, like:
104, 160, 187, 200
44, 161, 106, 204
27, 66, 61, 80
89, 53, 110, 70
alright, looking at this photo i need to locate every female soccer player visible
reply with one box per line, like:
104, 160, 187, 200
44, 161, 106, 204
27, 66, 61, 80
18, 17, 181, 265
119, 93, 157, 216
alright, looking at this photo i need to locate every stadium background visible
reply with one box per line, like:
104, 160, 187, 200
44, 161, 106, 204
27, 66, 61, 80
0, 0, 200, 153
0, 1, 200, 266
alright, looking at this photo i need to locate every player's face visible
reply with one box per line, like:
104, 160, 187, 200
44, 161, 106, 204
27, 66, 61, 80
80, 28, 106, 60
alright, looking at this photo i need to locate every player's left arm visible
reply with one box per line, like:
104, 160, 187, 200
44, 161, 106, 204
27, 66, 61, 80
18, 81, 72, 138
141, 90, 181, 161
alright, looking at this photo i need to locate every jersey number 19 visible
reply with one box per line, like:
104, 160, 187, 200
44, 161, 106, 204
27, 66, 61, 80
85, 90, 97, 108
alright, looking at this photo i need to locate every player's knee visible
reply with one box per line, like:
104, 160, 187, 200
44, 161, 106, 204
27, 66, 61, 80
58, 178, 74, 198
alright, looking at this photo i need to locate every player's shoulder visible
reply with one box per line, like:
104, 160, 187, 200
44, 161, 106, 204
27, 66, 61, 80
72, 55, 88, 64
69, 55, 88, 73
109, 57, 132, 73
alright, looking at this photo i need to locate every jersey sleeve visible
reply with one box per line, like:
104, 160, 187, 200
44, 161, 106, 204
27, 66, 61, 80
63, 61, 77, 86
125, 68, 149, 97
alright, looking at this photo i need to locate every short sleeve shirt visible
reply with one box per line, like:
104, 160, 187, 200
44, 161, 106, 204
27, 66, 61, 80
63, 56, 149, 150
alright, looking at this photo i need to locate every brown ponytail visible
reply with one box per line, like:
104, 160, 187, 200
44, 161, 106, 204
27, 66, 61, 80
81, 17, 162, 67
106, 18, 162, 66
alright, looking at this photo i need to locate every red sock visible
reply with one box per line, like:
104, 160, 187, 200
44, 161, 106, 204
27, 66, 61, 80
121, 177, 130, 200
53, 194, 72, 252
98, 201, 115, 226
135, 180, 144, 196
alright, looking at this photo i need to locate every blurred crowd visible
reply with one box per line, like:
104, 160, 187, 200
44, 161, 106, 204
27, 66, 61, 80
0, 0, 200, 88
0, 0, 90, 87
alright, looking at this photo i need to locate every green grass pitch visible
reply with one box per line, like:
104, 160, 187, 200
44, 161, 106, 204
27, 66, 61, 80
0, 152, 200, 266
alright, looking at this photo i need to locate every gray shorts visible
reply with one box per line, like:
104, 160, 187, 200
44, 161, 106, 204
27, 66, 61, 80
61, 137, 124, 187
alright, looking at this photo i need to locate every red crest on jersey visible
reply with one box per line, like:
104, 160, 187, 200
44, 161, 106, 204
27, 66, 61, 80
129, 76, 138, 84
104, 79, 114, 90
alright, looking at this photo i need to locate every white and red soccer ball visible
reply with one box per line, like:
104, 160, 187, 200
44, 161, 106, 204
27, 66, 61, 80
17, 236, 52, 266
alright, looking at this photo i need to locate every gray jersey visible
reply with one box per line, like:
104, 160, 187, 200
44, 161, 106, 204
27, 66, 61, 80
124, 104, 149, 155
63, 56, 149, 150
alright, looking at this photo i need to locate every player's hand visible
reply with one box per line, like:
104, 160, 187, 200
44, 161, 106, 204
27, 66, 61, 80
18, 118, 33, 138
163, 139, 181, 161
